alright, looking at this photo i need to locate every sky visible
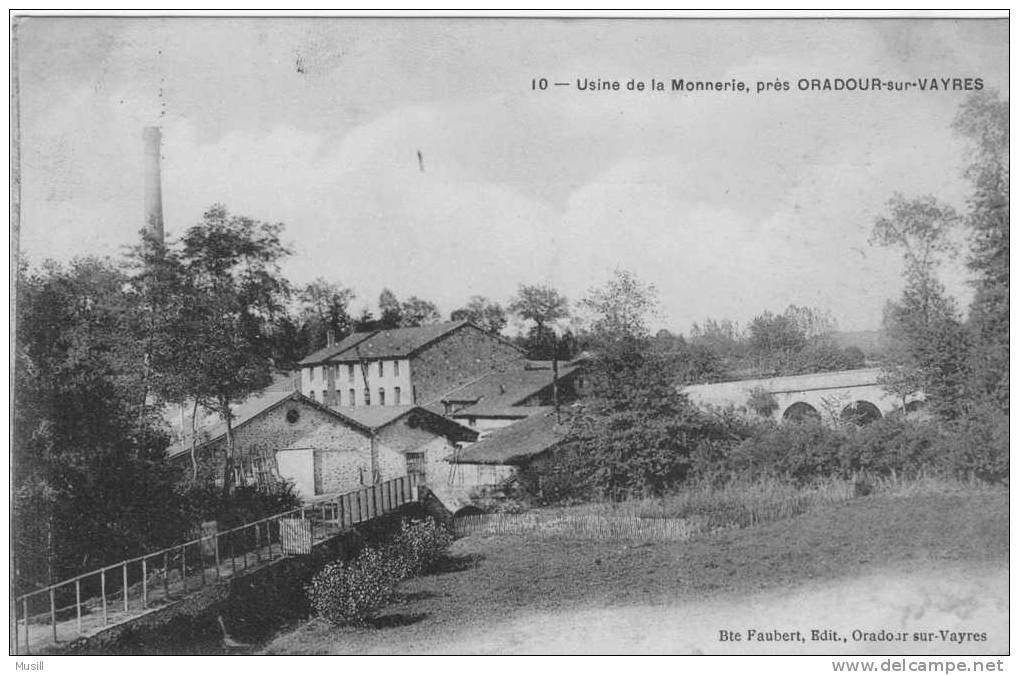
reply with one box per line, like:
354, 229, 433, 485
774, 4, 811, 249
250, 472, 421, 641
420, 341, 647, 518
14, 16, 1008, 334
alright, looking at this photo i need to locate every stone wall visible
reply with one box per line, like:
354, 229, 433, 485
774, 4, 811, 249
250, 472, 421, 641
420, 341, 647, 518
409, 325, 525, 405
189, 398, 364, 488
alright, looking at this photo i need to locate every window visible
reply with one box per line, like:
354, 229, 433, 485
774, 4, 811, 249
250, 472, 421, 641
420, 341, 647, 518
468, 417, 477, 427
348, 364, 355, 382
322, 390, 327, 404
309, 366, 316, 382
406, 452, 426, 483
378, 388, 386, 406
309, 390, 317, 402
286, 409, 300, 424
378, 361, 384, 377
349, 389, 356, 408
394, 387, 401, 405
364, 388, 371, 405
393, 360, 400, 376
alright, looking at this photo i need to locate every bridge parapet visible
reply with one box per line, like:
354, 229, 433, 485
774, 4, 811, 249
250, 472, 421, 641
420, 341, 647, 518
681, 368, 923, 424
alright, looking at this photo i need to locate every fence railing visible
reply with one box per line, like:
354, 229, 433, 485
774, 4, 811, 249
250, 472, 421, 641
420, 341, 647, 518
11, 474, 419, 655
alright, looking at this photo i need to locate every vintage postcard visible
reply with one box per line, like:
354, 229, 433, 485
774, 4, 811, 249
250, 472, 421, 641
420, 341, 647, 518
9, 11, 1009, 667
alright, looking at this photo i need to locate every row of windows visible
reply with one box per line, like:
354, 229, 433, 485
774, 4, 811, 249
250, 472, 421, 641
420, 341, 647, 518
308, 386, 403, 407
308, 360, 402, 383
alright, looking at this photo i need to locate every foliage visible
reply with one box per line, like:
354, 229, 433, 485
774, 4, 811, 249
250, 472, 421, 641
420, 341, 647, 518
450, 295, 508, 334
578, 268, 659, 357
382, 518, 455, 579
745, 387, 779, 418
307, 548, 401, 626
307, 517, 453, 626
953, 92, 1009, 413
526, 352, 741, 501
295, 278, 356, 356
13, 257, 187, 592
140, 205, 292, 492
508, 283, 571, 360
180, 482, 301, 530
399, 296, 442, 327
377, 288, 403, 328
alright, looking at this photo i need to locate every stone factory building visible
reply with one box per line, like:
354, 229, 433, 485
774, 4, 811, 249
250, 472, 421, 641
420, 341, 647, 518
297, 321, 527, 410
167, 389, 477, 499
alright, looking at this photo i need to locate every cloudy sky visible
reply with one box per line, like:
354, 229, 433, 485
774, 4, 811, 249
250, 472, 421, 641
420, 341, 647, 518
15, 17, 1008, 333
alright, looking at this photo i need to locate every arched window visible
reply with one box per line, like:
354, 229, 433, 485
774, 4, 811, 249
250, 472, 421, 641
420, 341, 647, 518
378, 388, 386, 406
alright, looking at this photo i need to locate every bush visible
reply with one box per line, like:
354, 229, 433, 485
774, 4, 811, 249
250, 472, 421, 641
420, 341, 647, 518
388, 518, 454, 577
307, 548, 401, 626
307, 517, 453, 626
935, 403, 1009, 483
181, 481, 301, 530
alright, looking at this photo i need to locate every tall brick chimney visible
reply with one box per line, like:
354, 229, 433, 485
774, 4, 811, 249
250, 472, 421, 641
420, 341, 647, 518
143, 126, 164, 242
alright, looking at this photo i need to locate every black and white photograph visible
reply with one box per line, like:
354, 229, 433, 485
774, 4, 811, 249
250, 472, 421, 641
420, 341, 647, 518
8, 11, 1010, 662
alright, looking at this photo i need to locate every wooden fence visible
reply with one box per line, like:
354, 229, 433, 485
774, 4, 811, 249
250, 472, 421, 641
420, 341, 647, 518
11, 474, 419, 655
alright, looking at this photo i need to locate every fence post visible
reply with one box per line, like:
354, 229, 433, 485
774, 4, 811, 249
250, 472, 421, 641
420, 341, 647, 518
180, 545, 187, 592
255, 523, 262, 562
75, 579, 82, 633
230, 534, 236, 575
23, 598, 29, 655
141, 559, 147, 609
162, 552, 169, 600
50, 588, 56, 644
122, 563, 129, 612
214, 533, 221, 579
101, 569, 108, 625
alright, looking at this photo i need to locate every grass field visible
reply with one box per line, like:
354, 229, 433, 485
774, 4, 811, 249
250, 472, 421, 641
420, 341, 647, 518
262, 487, 1008, 655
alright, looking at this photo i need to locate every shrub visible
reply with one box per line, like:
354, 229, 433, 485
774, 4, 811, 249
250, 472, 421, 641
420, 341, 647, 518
746, 387, 779, 418
388, 518, 454, 577
935, 403, 1009, 483
307, 548, 400, 626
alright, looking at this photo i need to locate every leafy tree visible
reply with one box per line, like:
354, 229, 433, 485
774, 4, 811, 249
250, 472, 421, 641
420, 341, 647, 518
450, 295, 508, 334
747, 311, 807, 371
297, 278, 356, 352
377, 288, 403, 329
953, 92, 1009, 413
870, 195, 970, 418
146, 205, 291, 493
13, 257, 184, 591
782, 305, 838, 339
399, 296, 441, 327
579, 268, 659, 358
689, 317, 745, 358
508, 283, 570, 360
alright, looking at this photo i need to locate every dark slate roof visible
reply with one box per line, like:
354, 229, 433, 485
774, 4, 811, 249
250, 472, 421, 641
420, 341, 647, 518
297, 332, 374, 365
452, 408, 568, 466
438, 365, 579, 414
329, 321, 469, 362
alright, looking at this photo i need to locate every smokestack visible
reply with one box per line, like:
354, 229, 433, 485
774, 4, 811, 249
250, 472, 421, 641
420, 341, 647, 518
143, 126, 164, 243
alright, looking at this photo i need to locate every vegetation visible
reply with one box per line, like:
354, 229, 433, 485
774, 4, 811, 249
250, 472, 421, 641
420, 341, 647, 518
307, 518, 453, 626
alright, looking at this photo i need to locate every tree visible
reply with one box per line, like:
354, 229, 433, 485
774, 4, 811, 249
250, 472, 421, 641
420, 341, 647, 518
953, 92, 1009, 413
450, 295, 508, 334
579, 269, 659, 358
147, 205, 291, 493
297, 278, 356, 351
782, 305, 838, 339
747, 311, 807, 371
13, 257, 185, 591
399, 296, 441, 327
870, 195, 970, 418
508, 284, 570, 360
377, 289, 403, 329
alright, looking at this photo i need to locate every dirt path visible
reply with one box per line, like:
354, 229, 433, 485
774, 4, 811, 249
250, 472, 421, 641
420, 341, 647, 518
416, 561, 1007, 654
262, 490, 1008, 655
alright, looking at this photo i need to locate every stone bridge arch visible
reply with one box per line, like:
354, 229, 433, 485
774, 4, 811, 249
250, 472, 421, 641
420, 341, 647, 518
682, 368, 923, 426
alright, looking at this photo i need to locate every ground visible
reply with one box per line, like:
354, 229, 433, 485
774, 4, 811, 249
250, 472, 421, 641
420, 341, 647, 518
261, 490, 1008, 655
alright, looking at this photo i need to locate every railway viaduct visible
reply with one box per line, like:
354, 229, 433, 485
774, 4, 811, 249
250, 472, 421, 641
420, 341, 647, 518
681, 368, 923, 424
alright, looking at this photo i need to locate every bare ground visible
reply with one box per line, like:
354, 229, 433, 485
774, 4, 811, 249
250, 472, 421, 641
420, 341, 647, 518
261, 490, 1008, 655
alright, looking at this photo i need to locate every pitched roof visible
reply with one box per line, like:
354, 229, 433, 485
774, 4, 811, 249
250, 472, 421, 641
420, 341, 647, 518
166, 389, 310, 458
437, 365, 579, 415
329, 321, 469, 362
452, 408, 568, 466
283, 405, 478, 450
297, 332, 374, 365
